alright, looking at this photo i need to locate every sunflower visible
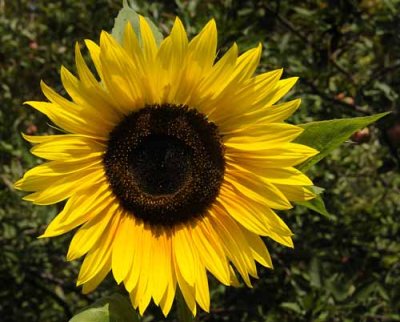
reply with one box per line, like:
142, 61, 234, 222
15, 17, 318, 316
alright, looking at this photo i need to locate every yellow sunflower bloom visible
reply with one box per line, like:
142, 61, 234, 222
15, 17, 318, 316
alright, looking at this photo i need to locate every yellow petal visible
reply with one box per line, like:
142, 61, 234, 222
209, 205, 256, 286
22, 132, 104, 144
136, 227, 153, 315
218, 182, 294, 240
15, 157, 101, 191
77, 211, 121, 285
228, 265, 240, 287
226, 143, 319, 167
122, 22, 145, 70
40, 81, 109, 135
41, 182, 113, 237
173, 254, 197, 316
275, 184, 316, 201
157, 17, 188, 103
224, 167, 292, 210
29, 135, 105, 160
84, 39, 103, 80
241, 229, 273, 268
217, 189, 270, 236
99, 31, 144, 111
188, 19, 217, 73
74, 42, 99, 88
158, 256, 176, 317
112, 214, 136, 283
229, 44, 262, 84
258, 167, 313, 186
173, 227, 197, 287
194, 263, 210, 312
223, 123, 303, 145
138, 16, 158, 64
205, 45, 263, 122
24, 98, 101, 138
124, 222, 146, 294
67, 203, 118, 261
258, 77, 299, 107
147, 232, 171, 305
268, 232, 294, 248
196, 43, 238, 100
22, 165, 104, 205
250, 69, 283, 99
253, 99, 302, 123
229, 161, 313, 186
191, 218, 231, 285
60, 65, 121, 126
128, 225, 151, 313
207, 68, 282, 127
82, 254, 112, 294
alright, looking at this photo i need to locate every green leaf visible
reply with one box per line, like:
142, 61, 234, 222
295, 112, 390, 172
326, 274, 353, 302
111, 0, 163, 45
69, 293, 140, 322
280, 302, 304, 314
294, 113, 389, 216
293, 7, 314, 16
297, 194, 330, 217
309, 257, 321, 288
352, 282, 379, 302
296, 186, 331, 218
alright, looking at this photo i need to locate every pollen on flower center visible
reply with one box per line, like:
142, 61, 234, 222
103, 104, 225, 227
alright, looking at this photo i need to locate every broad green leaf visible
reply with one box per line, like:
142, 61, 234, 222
295, 186, 331, 218
69, 293, 140, 322
295, 112, 389, 172
111, 0, 163, 45
297, 194, 330, 217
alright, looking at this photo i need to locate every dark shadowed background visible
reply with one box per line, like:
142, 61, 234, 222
1, 0, 399, 321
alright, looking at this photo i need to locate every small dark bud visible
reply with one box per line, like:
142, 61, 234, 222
351, 128, 370, 144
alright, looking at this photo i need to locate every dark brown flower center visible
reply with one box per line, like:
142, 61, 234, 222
103, 104, 225, 228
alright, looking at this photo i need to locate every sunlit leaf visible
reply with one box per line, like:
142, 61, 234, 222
69, 293, 140, 322
295, 112, 390, 172
111, 0, 163, 45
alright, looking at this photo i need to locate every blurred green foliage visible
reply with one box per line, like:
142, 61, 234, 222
1, 0, 399, 321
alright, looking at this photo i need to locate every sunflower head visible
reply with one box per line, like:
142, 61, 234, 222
103, 103, 225, 228
15, 16, 318, 316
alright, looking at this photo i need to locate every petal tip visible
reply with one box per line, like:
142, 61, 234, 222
206, 18, 217, 29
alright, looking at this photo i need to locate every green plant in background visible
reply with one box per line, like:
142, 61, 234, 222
1, 1, 399, 321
